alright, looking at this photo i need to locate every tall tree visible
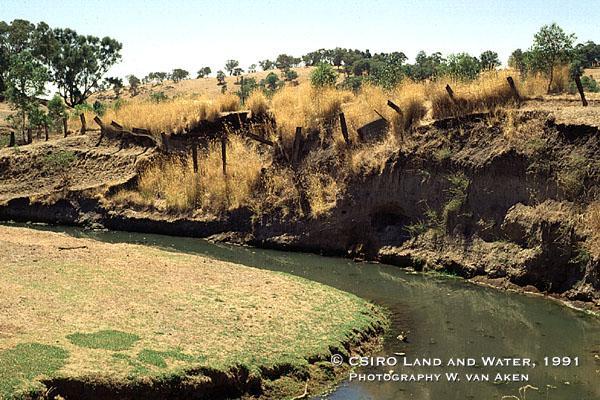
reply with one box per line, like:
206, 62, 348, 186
48, 28, 122, 106
170, 68, 189, 82
479, 50, 501, 70
127, 74, 141, 95
4, 51, 48, 140
528, 23, 576, 93
225, 59, 239, 76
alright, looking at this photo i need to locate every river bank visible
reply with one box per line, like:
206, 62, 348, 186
0, 225, 387, 399
1, 107, 599, 313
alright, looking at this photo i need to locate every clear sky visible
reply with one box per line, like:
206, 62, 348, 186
1, 0, 599, 79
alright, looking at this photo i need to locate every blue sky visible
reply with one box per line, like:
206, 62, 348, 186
1, 0, 598, 78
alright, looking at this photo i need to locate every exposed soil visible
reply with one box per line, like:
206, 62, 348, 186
1, 102, 599, 316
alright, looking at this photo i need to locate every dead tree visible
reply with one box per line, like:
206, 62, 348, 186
339, 112, 350, 146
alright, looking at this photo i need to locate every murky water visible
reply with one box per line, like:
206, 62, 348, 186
15, 224, 600, 400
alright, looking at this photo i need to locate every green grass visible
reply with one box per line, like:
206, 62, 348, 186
66, 330, 140, 351
41, 150, 76, 170
0, 226, 387, 399
0, 343, 69, 398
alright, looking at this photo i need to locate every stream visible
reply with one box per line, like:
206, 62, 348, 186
16, 224, 600, 400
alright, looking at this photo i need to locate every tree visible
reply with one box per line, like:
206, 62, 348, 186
105, 77, 123, 97
275, 54, 301, 71
446, 53, 481, 80
127, 74, 141, 96
310, 63, 337, 87
47, 93, 67, 134
248, 64, 257, 73
171, 68, 189, 82
237, 77, 257, 101
225, 59, 239, 76
283, 69, 298, 82
261, 72, 281, 93
4, 51, 48, 140
196, 66, 211, 78
480, 50, 500, 70
216, 70, 227, 93
47, 28, 122, 107
528, 23, 576, 93
574, 41, 600, 68
27, 105, 50, 140
508, 49, 527, 75
408, 51, 446, 81
258, 59, 275, 70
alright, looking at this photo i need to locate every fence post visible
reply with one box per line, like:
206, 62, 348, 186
445, 84, 455, 100
339, 113, 350, 146
44, 125, 49, 141
506, 76, 521, 103
221, 132, 227, 176
63, 117, 68, 138
291, 127, 303, 165
574, 75, 588, 107
387, 99, 404, 141
27, 128, 32, 144
79, 114, 87, 135
240, 76, 245, 106
191, 142, 198, 173
9, 131, 15, 147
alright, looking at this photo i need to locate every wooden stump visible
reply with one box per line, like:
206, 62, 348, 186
9, 131, 15, 147
506, 76, 521, 103
63, 117, 68, 138
79, 114, 87, 135
191, 143, 199, 173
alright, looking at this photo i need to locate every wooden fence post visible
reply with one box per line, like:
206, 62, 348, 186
506, 76, 521, 103
9, 131, 15, 147
291, 127, 302, 165
26, 128, 32, 144
79, 114, 87, 135
44, 125, 49, 141
221, 132, 227, 176
191, 142, 198, 173
445, 84, 455, 100
574, 75, 588, 107
387, 99, 404, 141
63, 117, 68, 138
339, 113, 350, 146
240, 76, 245, 106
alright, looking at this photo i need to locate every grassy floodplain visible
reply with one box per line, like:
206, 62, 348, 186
0, 226, 386, 399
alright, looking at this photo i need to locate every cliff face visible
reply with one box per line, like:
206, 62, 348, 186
1, 110, 599, 308
253, 111, 600, 304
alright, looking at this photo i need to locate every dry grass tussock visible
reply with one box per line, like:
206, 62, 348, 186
246, 90, 269, 117
115, 135, 267, 214
585, 202, 600, 258
71, 95, 240, 135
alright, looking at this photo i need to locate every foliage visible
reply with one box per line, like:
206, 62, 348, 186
480, 50, 500, 70
127, 74, 141, 95
196, 66, 211, 78
258, 59, 275, 70
225, 59, 239, 75
283, 69, 298, 82
527, 23, 576, 93
310, 63, 338, 87
93, 100, 106, 116
261, 72, 282, 93
149, 91, 168, 103
446, 52, 481, 80
237, 77, 258, 101
42, 150, 76, 170
47, 93, 67, 132
275, 54, 301, 71
508, 49, 527, 75
170, 68, 189, 82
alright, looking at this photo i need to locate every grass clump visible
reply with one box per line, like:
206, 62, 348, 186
247, 90, 269, 117
66, 330, 140, 351
42, 150, 76, 170
585, 202, 600, 258
137, 349, 197, 369
0, 343, 69, 398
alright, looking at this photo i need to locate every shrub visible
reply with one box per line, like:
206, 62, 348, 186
310, 63, 338, 88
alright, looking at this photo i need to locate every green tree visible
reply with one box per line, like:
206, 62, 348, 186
248, 64, 257, 73
47, 28, 122, 106
127, 74, 141, 96
479, 50, 500, 70
310, 63, 337, 87
105, 77, 123, 97
275, 54, 301, 71
225, 59, 239, 76
258, 59, 275, 70
171, 68, 189, 82
261, 72, 281, 93
508, 49, 527, 75
528, 23, 576, 93
446, 53, 481, 80
47, 94, 67, 134
196, 66, 211, 78
237, 77, 257, 101
4, 51, 48, 140
408, 51, 446, 81
216, 70, 226, 85
283, 69, 298, 82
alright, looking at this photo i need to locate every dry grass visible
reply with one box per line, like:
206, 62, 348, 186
71, 95, 240, 135
120, 134, 268, 214
430, 70, 518, 119
247, 90, 269, 117
350, 132, 400, 175
0, 225, 384, 398
586, 202, 600, 258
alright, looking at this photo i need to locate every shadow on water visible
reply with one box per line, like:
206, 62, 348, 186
14, 224, 600, 400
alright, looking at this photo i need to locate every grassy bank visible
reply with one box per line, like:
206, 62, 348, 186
0, 226, 386, 399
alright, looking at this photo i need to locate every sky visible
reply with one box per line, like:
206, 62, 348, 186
1, 0, 599, 79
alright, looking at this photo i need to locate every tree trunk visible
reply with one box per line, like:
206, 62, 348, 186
547, 66, 554, 94
63, 117, 68, 138
44, 125, 49, 141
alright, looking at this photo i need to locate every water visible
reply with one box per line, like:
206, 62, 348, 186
15, 224, 600, 400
